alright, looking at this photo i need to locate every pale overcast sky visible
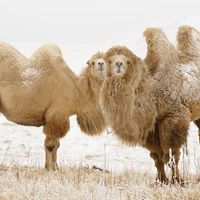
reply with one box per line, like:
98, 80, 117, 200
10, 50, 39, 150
0, 0, 199, 45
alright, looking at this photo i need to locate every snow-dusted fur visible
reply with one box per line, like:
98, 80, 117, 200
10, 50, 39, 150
0, 43, 107, 170
177, 25, 200, 144
176, 26, 200, 118
100, 26, 200, 184
144, 27, 193, 183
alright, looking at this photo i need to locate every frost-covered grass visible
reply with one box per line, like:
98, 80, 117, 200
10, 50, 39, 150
0, 116, 200, 200
0, 164, 200, 200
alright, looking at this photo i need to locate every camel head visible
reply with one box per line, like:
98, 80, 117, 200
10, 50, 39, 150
86, 52, 108, 81
108, 54, 131, 77
105, 46, 141, 83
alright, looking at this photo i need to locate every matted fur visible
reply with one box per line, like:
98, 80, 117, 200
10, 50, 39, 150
143, 27, 197, 182
176, 26, 200, 118
0, 44, 107, 169
143, 27, 200, 182
100, 46, 156, 146
144, 28, 179, 75
176, 25, 200, 142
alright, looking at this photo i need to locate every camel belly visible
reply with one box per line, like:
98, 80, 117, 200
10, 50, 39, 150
1, 106, 45, 127
0, 87, 48, 126
4, 113, 44, 126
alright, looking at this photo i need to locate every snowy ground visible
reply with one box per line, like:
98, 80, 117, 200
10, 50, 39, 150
1, 113, 200, 176
1, 11, 200, 178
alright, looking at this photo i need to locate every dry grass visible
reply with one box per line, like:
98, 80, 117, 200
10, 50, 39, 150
0, 165, 200, 200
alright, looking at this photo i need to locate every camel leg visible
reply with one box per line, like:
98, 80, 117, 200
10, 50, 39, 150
43, 114, 70, 170
170, 148, 182, 184
159, 115, 189, 184
150, 152, 168, 183
194, 119, 200, 143
144, 129, 168, 183
44, 136, 60, 170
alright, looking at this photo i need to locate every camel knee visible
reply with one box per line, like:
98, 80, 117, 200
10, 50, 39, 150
45, 136, 60, 152
44, 117, 70, 138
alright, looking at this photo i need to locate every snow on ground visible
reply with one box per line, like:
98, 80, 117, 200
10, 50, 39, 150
1, 11, 200, 176
0, 114, 200, 176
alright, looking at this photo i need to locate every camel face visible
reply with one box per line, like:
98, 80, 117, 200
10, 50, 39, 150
89, 57, 108, 81
108, 54, 132, 77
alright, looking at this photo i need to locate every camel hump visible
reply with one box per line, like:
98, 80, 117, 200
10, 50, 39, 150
0, 42, 26, 60
30, 43, 78, 80
31, 43, 68, 70
144, 28, 179, 75
31, 43, 64, 66
177, 25, 200, 59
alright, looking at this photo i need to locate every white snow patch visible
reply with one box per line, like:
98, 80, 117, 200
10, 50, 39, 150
178, 63, 200, 102
180, 63, 199, 86
21, 67, 41, 86
0, 114, 200, 175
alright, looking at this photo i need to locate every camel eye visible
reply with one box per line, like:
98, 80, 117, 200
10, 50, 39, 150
127, 61, 130, 65
109, 60, 112, 64
91, 61, 95, 66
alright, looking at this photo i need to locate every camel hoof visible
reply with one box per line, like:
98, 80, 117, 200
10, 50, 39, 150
171, 176, 185, 186
155, 177, 169, 185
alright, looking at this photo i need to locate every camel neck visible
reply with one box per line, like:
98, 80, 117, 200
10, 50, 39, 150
76, 75, 101, 112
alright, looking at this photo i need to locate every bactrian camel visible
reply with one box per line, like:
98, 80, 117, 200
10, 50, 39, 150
100, 25, 200, 184
0, 42, 107, 170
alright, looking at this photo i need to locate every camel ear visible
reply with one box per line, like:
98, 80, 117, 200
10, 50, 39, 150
87, 60, 95, 66
144, 27, 179, 76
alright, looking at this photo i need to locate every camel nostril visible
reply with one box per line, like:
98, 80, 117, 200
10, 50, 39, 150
116, 61, 123, 67
98, 63, 104, 71
98, 62, 104, 66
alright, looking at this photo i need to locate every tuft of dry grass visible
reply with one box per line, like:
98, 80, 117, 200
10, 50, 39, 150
0, 164, 200, 200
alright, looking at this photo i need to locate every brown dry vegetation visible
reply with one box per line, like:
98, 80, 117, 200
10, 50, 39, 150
0, 164, 200, 200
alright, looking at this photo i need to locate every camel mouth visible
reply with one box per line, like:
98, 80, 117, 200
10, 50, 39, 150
117, 68, 121, 73
114, 67, 123, 75
98, 66, 104, 72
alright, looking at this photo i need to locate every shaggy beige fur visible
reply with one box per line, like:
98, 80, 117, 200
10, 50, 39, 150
0, 43, 107, 170
176, 26, 200, 116
177, 25, 200, 143
144, 28, 179, 75
100, 46, 156, 146
177, 25, 200, 63
100, 26, 200, 184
